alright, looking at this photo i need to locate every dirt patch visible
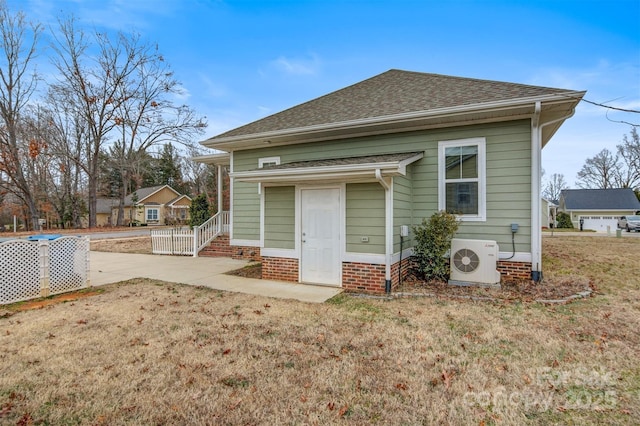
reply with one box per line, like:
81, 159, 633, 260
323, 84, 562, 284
1, 289, 105, 316
90, 236, 152, 254
398, 274, 593, 303
225, 263, 262, 278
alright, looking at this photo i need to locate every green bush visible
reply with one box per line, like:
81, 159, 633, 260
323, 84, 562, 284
412, 211, 459, 281
556, 211, 574, 229
189, 194, 211, 227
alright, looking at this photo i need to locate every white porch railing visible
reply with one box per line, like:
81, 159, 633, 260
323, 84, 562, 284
150, 211, 229, 257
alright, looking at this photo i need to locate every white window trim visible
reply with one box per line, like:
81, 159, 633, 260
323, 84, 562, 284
438, 137, 486, 222
146, 207, 159, 221
258, 156, 280, 168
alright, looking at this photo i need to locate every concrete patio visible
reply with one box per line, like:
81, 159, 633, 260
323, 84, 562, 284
89, 251, 342, 303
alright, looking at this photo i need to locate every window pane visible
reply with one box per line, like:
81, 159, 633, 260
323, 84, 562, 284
461, 147, 478, 179
446, 182, 478, 215
445, 146, 461, 179
445, 145, 478, 179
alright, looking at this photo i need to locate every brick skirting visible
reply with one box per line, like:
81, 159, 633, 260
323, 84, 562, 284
497, 260, 532, 281
342, 262, 387, 293
262, 257, 299, 282
199, 236, 261, 262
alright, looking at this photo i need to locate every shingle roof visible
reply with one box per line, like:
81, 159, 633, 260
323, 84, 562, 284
255, 152, 423, 171
212, 69, 580, 140
96, 198, 119, 214
561, 188, 640, 210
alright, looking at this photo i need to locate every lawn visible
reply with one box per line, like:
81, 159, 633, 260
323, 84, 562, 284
0, 236, 638, 425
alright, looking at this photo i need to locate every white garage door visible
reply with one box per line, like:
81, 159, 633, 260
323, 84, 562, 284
579, 216, 618, 232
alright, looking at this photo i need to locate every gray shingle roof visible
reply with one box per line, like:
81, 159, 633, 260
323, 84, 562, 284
256, 152, 423, 171
213, 69, 580, 140
561, 188, 640, 210
96, 198, 119, 214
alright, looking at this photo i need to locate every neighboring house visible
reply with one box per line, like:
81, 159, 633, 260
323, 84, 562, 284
96, 198, 119, 227
558, 188, 640, 231
541, 198, 558, 229
197, 69, 584, 292
111, 185, 192, 226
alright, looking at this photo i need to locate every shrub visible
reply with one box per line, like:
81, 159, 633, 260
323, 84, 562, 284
556, 211, 574, 229
189, 194, 211, 227
412, 211, 459, 281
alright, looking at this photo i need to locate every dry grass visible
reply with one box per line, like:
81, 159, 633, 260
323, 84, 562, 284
0, 236, 638, 425
90, 237, 152, 254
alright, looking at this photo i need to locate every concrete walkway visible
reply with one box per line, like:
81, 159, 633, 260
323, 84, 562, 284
89, 251, 342, 303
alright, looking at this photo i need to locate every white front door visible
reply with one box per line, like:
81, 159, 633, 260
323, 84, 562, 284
300, 188, 341, 286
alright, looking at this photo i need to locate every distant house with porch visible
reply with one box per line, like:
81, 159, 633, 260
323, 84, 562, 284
111, 185, 192, 226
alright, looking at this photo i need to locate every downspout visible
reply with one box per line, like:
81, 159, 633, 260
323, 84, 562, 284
531, 102, 542, 281
531, 102, 576, 282
375, 169, 393, 293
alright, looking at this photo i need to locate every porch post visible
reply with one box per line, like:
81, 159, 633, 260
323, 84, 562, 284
217, 164, 223, 214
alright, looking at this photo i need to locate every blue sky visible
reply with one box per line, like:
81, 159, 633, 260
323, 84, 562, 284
10, 0, 640, 187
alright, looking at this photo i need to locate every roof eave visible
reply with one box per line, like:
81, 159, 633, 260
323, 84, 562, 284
232, 153, 424, 184
202, 92, 584, 152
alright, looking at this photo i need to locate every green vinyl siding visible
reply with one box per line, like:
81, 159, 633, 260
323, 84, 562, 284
393, 174, 413, 253
346, 183, 385, 254
264, 186, 295, 249
232, 181, 260, 241
231, 119, 533, 253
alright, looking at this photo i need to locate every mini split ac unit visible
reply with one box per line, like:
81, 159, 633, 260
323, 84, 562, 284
449, 238, 501, 287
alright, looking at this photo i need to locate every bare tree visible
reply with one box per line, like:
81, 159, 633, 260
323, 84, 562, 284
576, 148, 619, 189
51, 20, 206, 227
108, 35, 206, 225
0, 2, 42, 230
50, 18, 145, 227
615, 127, 640, 190
38, 88, 89, 228
543, 173, 568, 201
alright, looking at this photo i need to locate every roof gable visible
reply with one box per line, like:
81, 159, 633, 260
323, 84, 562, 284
560, 188, 640, 210
123, 185, 181, 206
203, 69, 584, 149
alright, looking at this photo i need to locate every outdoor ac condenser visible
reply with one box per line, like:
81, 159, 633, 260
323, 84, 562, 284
449, 239, 501, 287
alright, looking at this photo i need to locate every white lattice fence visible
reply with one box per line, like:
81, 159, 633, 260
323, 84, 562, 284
0, 236, 90, 305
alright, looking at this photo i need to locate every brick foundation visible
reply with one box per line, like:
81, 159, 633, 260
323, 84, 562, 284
497, 260, 532, 281
199, 236, 261, 262
342, 262, 387, 293
262, 257, 299, 282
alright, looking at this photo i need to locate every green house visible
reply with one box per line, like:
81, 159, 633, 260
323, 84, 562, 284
197, 70, 584, 293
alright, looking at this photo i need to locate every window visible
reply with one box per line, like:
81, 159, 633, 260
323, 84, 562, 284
147, 208, 159, 221
438, 138, 486, 221
259, 156, 280, 168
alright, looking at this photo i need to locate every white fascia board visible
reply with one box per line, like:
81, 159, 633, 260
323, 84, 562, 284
230, 239, 261, 247
498, 252, 532, 263
261, 248, 298, 259
191, 152, 231, 165
232, 154, 423, 183
202, 93, 585, 149
343, 252, 386, 265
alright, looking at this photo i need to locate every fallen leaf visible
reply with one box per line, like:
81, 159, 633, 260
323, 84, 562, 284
338, 405, 349, 417
442, 369, 455, 389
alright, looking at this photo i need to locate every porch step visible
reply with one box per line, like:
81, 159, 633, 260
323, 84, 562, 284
199, 235, 234, 257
